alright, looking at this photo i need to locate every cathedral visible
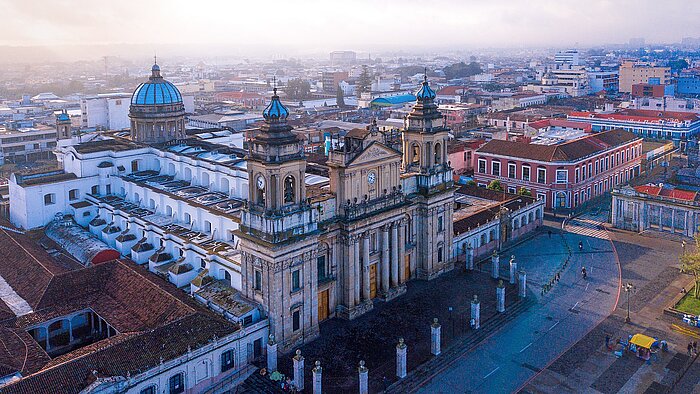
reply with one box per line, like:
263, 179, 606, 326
236, 76, 455, 349
9, 64, 455, 353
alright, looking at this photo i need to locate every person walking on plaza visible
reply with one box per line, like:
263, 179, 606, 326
605, 334, 611, 350
581, 267, 587, 280
688, 342, 693, 356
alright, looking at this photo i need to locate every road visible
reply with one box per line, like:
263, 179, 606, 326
416, 213, 621, 394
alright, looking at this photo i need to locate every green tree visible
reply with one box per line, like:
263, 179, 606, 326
357, 65, 372, 97
486, 180, 503, 192
285, 78, 311, 100
443, 61, 483, 80
669, 59, 689, 71
681, 235, 700, 299
336, 84, 345, 108
518, 187, 532, 197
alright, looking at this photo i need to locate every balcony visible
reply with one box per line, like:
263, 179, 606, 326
343, 190, 405, 221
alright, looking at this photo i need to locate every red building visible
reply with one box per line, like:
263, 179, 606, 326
448, 139, 486, 175
472, 129, 643, 211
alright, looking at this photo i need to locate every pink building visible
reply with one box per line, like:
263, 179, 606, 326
473, 129, 643, 211
448, 139, 486, 175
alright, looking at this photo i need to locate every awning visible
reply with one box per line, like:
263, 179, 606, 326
630, 333, 656, 349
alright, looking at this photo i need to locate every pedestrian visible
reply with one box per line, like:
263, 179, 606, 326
605, 334, 611, 350
383, 375, 389, 390
688, 342, 693, 356
548, 230, 552, 238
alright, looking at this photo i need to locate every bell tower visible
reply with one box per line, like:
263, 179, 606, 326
56, 110, 71, 141
236, 86, 320, 350
401, 72, 455, 279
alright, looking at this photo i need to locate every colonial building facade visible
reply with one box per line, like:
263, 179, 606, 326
473, 129, 643, 211
612, 184, 700, 237
237, 77, 456, 349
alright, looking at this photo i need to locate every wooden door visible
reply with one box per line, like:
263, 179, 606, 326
404, 255, 411, 281
369, 263, 377, 299
318, 289, 329, 322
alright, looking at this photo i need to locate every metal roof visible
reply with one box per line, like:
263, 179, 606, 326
131, 63, 183, 106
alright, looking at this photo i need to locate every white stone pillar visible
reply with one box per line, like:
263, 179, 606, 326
471, 295, 480, 329
358, 360, 369, 394
391, 223, 399, 287
266, 335, 278, 372
381, 226, 390, 293
347, 236, 356, 309
496, 280, 505, 313
509, 255, 517, 285
491, 253, 500, 279
518, 271, 527, 298
396, 338, 407, 379
293, 349, 305, 391
312, 360, 322, 394
431, 318, 441, 356
362, 234, 370, 301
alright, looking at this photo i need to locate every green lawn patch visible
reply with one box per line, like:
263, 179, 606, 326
675, 288, 700, 315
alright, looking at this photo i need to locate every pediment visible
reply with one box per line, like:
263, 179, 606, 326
348, 141, 401, 166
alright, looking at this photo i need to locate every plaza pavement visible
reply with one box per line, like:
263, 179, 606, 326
411, 211, 621, 394
521, 221, 700, 394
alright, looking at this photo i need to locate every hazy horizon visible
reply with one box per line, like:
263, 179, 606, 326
1, 0, 699, 62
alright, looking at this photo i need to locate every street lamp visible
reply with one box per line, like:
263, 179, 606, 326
624, 282, 634, 323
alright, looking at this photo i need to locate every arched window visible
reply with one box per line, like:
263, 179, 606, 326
434, 142, 442, 165
411, 143, 420, 164
284, 175, 295, 204
224, 270, 232, 284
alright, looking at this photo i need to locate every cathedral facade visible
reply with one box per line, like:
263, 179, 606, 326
236, 77, 455, 350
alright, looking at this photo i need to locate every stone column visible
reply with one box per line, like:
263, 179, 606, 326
362, 234, 370, 301
466, 244, 474, 270
491, 252, 500, 279
266, 335, 278, 372
509, 255, 517, 285
358, 360, 369, 394
312, 360, 322, 394
293, 349, 304, 391
496, 280, 505, 313
347, 236, 356, 309
470, 295, 480, 329
396, 338, 407, 379
353, 237, 361, 305
381, 226, 390, 293
518, 270, 527, 298
391, 223, 399, 287
431, 318, 441, 356
398, 220, 406, 283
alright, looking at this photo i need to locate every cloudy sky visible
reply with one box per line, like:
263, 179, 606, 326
0, 0, 697, 53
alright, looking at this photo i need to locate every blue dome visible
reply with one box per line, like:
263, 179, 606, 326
56, 111, 70, 121
131, 64, 183, 106
415, 75, 436, 101
263, 88, 289, 121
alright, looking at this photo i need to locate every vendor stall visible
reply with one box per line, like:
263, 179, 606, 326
629, 333, 656, 361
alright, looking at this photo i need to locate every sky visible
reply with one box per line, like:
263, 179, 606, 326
0, 0, 698, 58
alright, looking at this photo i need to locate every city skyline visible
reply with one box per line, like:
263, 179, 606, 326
1, 0, 699, 59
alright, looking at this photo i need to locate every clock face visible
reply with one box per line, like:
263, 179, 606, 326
257, 175, 265, 190
367, 171, 376, 185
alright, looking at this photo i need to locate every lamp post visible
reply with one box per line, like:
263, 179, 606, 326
624, 282, 634, 323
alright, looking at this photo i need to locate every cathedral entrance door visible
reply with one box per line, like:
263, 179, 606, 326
404, 255, 411, 281
318, 289, 329, 322
369, 263, 377, 299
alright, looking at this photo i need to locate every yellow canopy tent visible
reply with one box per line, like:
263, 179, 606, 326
630, 334, 656, 349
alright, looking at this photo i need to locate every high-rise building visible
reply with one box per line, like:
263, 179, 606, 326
329, 50, 356, 65
619, 61, 671, 93
554, 49, 580, 66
